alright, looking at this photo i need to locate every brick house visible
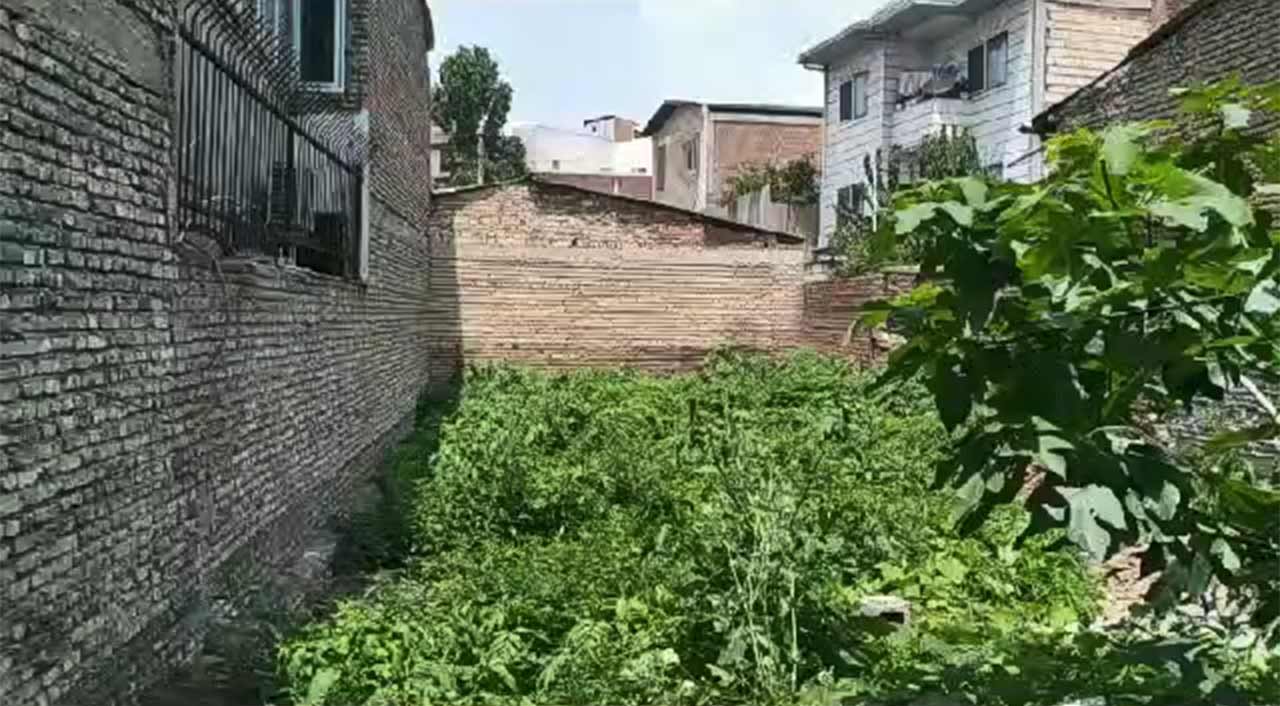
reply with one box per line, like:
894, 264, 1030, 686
0, 0, 436, 704
799, 0, 1177, 244
642, 101, 823, 218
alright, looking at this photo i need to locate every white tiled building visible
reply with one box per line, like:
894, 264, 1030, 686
800, 0, 1165, 244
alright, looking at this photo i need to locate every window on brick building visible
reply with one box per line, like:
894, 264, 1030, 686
294, 0, 346, 91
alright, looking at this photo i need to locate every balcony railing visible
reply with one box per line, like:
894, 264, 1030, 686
891, 95, 964, 149
176, 0, 367, 277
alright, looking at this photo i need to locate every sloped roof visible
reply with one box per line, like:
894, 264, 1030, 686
797, 0, 1001, 66
1029, 0, 1215, 134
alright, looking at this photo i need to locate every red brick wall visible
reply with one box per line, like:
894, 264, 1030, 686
711, 120, 821, 204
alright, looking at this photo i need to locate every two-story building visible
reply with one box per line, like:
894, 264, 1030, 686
800, 0, 1170, 244
642, 101, 823, 217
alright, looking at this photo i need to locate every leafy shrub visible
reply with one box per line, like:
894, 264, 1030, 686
280, 352, 1110, 705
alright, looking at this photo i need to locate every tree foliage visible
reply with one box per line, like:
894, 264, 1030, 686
433, 46, 527, 186
721, 154, 820, 207
859, 79, 1280, 630
834, 131, 982, 275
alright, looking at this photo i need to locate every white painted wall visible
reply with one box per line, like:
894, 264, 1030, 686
820, 42, 889, 244
514, 124, 652, 176
819, 0, 1041, 244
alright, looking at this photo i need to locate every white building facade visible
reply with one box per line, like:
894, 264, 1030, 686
514, 119, 652, 177
800, 0, 1159, 244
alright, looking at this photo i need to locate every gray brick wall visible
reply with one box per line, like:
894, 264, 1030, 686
0, 2, 435, 704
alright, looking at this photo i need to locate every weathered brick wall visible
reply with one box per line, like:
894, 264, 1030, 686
537, 172, 654, 201
426, 181, 914, 380
1044, 0, 1279, 131
709, 120, 821, 210
1039, 0, 1279, 467
0, 3, 434, 704
367, 0, 435, 227
426, 182, 808, 380
801, 271, 918, 365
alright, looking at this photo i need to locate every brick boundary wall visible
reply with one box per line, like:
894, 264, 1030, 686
0, 4, 434, 704
801, 270, 919, 364
426, 183, 913, 381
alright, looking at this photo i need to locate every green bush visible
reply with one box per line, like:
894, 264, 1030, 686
281, 352, 1108, 705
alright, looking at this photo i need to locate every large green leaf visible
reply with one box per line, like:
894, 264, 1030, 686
1058, 485, 1128, 562
1101, 124, 1145, 176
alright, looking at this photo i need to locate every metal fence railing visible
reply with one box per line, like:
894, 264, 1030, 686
176, 0, 366, 277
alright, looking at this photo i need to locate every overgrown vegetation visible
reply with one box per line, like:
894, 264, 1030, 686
833, 131, 982, 275
277, 353, 1122, 705
721, 155, 821, 207
856, 78, 1280, 698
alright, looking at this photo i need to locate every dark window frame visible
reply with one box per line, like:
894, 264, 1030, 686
836, 183, 867, 228
294, 0, 346, 92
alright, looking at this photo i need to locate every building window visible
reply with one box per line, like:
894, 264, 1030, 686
836, 183, 866, 228
853, 72, 869, 119
552, 159, 561, 171
839, 74, 869, 122
987, 32, 1008, 88
295, 0, 345, 91
967, 32, 1008, 95
985, 162, 1004, 180
683, 139, 698, 172
656, 146, 666, 191
967, 44, 985, 93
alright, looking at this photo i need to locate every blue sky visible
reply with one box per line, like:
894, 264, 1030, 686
431, 1, 884, 131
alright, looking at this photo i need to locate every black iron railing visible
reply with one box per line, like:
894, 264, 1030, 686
177, 0, 366, 277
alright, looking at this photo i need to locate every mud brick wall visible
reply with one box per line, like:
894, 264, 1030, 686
0, 4, 434, 705
426, 182, 808, 380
